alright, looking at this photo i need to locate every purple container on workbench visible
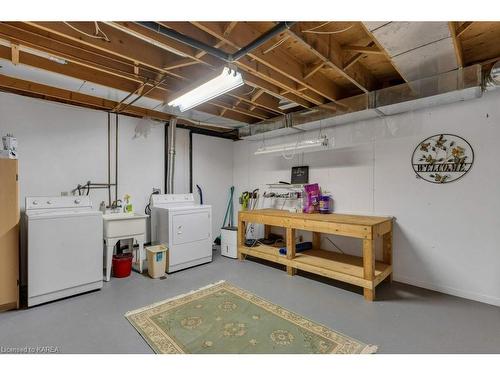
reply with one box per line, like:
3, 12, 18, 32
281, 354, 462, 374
319, 195, 333, 214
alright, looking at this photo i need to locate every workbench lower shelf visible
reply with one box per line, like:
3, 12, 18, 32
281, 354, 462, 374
239, 245, 392, 290
237, 209, 394, 301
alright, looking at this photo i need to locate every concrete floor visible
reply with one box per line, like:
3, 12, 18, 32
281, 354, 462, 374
1, 251, 499, 354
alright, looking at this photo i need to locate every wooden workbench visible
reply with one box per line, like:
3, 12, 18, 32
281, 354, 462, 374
237, 209, 394, 301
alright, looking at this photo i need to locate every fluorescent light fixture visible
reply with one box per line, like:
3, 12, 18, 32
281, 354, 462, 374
255, 135, 330, 155
168, 67, 244, 112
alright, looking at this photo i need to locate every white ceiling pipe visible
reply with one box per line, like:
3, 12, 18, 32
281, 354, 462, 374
0, 38, 67, 64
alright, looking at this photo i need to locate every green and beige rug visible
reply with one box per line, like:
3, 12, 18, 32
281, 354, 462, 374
125, 281, 377, 354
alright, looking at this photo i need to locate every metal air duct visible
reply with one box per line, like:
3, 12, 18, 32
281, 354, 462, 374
166, 117, 177, 194
238, 64, 483, 139
489, 60, 500, 86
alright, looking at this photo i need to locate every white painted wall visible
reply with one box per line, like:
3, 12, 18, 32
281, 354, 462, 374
116, 116, 165, 213
233, 89, 500, 306
0, 91, 234, 244
192, 134, 234, 239
0, 92, 164, 237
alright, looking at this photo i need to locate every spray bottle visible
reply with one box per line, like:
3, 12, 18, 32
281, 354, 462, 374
123, 194, 133, 213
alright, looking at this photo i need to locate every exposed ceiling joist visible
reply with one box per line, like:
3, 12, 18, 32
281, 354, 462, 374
0, 22, 146, 84
24, 21, 191, 80
250, 88, 265, 102
286, 25, 377, 92
2, 20, 495, 128
223, 21, 238, 36
343, 45, 383, 54
449, 21, 464, 68
227, 87, 284, 116
83, 21, 307, 113
2, 22, 274, 122
456, 21, 474, 37
303, 61, 325, 80
0, 72, 172, 120
343, 41, 375, 70
153, 21, 316, 108
190, 21, 341, 103
10, 43, 19, 65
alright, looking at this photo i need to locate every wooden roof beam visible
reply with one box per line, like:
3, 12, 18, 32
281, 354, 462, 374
227, 90, 284, 116
23, 22, 189, 80
343, 45, 384, 55
190, 22, 340, 103
343, 41, 375, 70
0, 73, 239, 135
0, 44, 148, 96
303, 61, 325, 80
223, 21, 238, 36
210, 99, 268, 120
0, 44, 255, 124
449, 22, 464, 68
0, 22, 150, 84
251, 88, 265, 102
286, 25, 377, 92
4, 22, 263, 122
149, 21, 316, 108
0, 73, 173, 121
10, 22, 293, 121
163, 57, 200, 70
10, 43, 19, 65
456, 21, 473, 37
47, 20, 309, 112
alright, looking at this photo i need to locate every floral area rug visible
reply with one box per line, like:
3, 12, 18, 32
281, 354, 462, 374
125, 281, 377, 354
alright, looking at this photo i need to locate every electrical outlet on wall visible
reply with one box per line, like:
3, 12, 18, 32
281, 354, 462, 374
152, 187, 161, 194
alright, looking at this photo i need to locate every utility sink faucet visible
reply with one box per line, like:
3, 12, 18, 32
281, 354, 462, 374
110, 199, 122, 210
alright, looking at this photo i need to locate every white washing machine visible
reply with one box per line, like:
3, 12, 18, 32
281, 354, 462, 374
25, 196, 103, 307
151, 194, 212, 272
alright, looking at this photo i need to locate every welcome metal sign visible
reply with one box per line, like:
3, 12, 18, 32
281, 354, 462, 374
411, 134, 474, 184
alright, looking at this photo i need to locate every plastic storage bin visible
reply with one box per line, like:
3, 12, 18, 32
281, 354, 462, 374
146, 244, 168, 279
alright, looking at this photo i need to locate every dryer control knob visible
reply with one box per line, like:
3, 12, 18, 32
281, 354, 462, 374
32, 201, 38, 205
74, 199, 81, 204
46, 200, 52, 204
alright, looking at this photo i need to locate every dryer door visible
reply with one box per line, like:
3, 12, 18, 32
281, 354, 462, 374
171, 209, 211, 245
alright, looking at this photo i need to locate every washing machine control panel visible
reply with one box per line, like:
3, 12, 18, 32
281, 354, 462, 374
26, 196, 92, 210
151, 194, 195, 207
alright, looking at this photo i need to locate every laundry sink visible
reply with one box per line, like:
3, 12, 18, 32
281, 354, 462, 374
102, 212, 148, 238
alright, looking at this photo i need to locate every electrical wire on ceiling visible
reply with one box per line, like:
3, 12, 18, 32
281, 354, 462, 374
302, 22, 354, 35
262, 36, 289, 54
63, 21, 110, 42
302, 21, 331, 32
240, 86, 256, 96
